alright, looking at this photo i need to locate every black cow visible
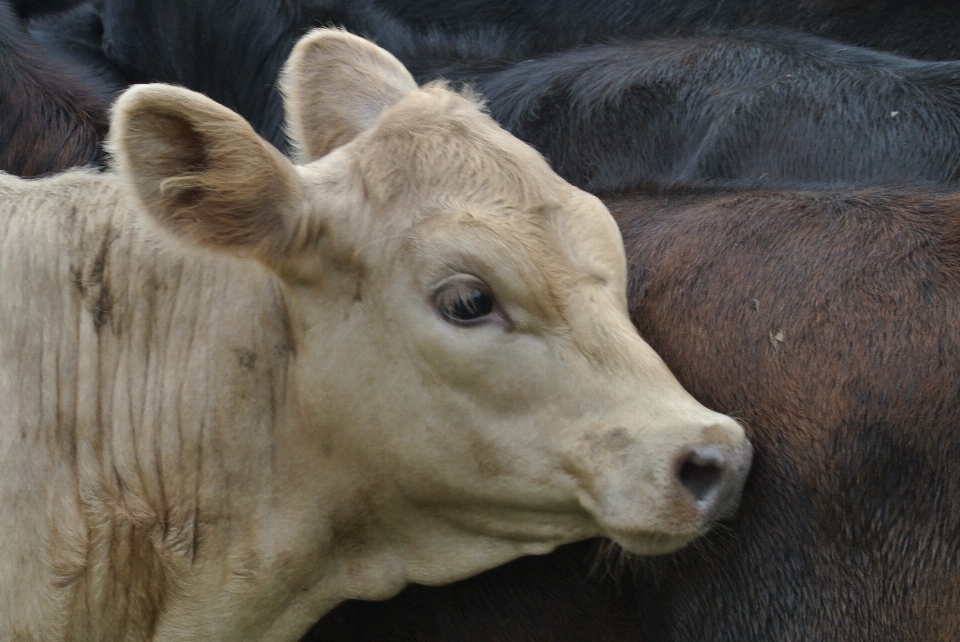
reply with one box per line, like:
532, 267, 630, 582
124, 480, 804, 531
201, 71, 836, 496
0, 0, 113, 177
8, 0, 78, 18
92, 0, 383, 152
39, 3, 960, 190
28, 2, 130, 92
376, 0, 960, 61
34, 0, 495, 152
307, 183, 960, 641
388, 30, 960, 192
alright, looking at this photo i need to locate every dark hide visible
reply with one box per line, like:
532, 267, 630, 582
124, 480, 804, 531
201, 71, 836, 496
59, 2, 960, 189
10, 0, 82, 18
389, 31, 960, 192
73, 0, 505, 151
94, 0, 301, 149
247, 20, 960, 192
85, 0, 438, 152
377, 0, 960, 62
94, 0, 401, 151
28, 3, 130, 93
0, 0, 111, 177
89, 0, 960, 79
306, 185, 960, 641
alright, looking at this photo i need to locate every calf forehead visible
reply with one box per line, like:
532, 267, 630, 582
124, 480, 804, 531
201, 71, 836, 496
410, 199, 620, 284
356, 85, 564, 211
345, 86, 625, 278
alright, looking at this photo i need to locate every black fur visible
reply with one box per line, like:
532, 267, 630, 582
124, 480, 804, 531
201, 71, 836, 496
28, 2, 130, 93
393, 30, 960, 192
51, 3, 960, 190
0, 0, 111, 177
377, 0, 960, 62
9, 0, 82, 19
94, 0, 398, 151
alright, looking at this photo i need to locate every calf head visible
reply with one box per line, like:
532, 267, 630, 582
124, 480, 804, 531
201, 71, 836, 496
109, 29, 751, 584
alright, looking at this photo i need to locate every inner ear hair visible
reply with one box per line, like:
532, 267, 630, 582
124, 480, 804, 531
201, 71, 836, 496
110, 84, 301, 259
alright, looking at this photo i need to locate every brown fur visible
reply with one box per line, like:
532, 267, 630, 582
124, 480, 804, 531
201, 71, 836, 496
615, 185, 960, 641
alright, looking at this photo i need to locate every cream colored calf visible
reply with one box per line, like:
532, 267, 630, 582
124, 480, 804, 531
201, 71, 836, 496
0, 29, 751, 642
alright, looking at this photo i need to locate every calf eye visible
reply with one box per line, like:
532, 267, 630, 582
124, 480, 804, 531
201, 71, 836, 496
434, 277, 496, 325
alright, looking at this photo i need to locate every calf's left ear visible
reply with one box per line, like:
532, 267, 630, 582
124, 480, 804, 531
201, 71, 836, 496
280, 28, 418, 163
109, 84, 301, 265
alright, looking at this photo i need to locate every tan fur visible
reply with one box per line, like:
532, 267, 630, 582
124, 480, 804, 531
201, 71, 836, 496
109, 86, 302, 262
280, 29, 418, 163
0, 30, 750, 642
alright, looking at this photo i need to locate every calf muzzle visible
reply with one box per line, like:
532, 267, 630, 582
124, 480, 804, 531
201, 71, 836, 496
584, 413, 752, 555
675, 439, 752, 522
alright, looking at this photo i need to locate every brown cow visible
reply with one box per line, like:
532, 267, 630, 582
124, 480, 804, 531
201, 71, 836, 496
307, 183, 960, 641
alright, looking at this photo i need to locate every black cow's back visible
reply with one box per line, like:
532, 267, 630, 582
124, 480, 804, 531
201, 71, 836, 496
378, 0, 960, 61
387, 30, 960, 192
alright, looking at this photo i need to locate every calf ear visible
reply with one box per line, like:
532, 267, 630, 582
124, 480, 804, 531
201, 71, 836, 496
280, 28, 418, 163
109, 84, 301, 264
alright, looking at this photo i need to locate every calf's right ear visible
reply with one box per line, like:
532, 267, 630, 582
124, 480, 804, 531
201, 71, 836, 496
109, 84, 302, 269
280, 28, 418, 163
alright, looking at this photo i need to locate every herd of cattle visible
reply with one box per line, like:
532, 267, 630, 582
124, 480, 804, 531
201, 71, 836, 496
2, 0, 960, 640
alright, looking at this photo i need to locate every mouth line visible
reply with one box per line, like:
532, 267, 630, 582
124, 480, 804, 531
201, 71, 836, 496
604, 527, 706, 556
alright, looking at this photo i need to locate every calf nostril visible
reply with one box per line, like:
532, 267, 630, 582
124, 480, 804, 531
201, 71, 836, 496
677, 449, 725, 503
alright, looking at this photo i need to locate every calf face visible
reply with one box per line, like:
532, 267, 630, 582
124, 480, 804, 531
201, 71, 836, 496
110, 28, 750, 600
